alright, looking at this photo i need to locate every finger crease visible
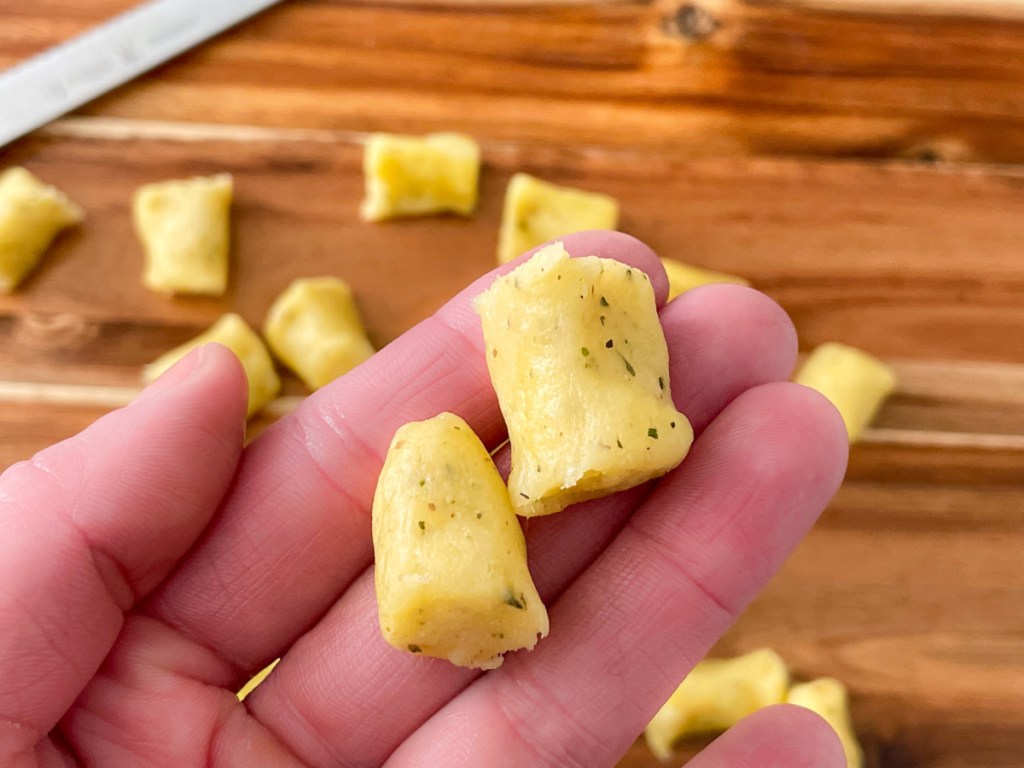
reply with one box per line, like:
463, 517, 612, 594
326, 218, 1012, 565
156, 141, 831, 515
291, 413, 371, 517
624, 518, 740, 620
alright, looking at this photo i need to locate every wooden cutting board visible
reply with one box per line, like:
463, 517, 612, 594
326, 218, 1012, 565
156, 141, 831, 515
2, 2, 1023, 766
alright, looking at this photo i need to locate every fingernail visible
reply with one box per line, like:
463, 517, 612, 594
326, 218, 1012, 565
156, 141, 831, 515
134, 344, 211, 404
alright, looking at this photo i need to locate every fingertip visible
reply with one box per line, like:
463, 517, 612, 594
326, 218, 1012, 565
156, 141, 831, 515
136, 343, 248, 434
662, 284, 799, 434
775, 380, 851, 492
726, 381, 849, 502
198, 343, 249, 415
766, 704, 848, 768
694, 704, 847, 768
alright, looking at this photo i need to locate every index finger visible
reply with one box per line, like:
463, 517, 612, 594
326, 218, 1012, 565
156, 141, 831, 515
146, 232, 666, 676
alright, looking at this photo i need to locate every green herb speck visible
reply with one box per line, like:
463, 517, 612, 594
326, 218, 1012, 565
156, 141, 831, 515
670, 421, 676, 428
408, 644, 422, 653
581, 347, 590, 357
419, 479, 425, 487
520, 492, 530, 499
418, 520, 425, 530
658, 376, 665, 391
504, 590, 526, 610
616, 439, 623, 449
605, 339, 613, 348
648, 427, 659, 439
626, 268, 633, 279
600, 296, 609, 307
599, 315, 606, 325
476, 512, 482, 519
624, 358, 636, 376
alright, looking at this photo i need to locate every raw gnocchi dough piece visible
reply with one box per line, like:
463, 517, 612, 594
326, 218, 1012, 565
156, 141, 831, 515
134, 173, 232, 295
644, 649, 790, 761
264, 277, 375, 390
360, 132, 480, 221
0, 167, 84, 293
794, 342, 896, 442
497, 173, 619, 264
475, 242, 693, 517
372, 412, 548, 670
144, 313, 280, 417
660, 257, 749, 300
787, 678, 864, 768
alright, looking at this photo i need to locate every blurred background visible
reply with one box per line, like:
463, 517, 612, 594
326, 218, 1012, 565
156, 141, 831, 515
1, 1, 1022, 766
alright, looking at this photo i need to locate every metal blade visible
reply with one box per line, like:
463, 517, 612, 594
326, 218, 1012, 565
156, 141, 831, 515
0, 0, 283, 148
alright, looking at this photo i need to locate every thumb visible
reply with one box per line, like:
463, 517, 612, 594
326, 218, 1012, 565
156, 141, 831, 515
0, 344, 246, 762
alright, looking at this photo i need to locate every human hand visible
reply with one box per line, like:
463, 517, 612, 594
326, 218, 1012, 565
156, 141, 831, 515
0, 232, 849, 767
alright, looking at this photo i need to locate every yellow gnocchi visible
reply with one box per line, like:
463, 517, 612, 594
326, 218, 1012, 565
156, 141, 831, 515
660, 257, 749, 301
372, 412, 548, 670
475, 242, 692, 517
0, 167, 84, 293
360, 133, 480, 221
497, 173, 619, 264
644, 649, 789, 761
794, 342, 897, 442
264, 277, 375, 390
788, 678, 864, 768
144, 313, 280, 418
134, 174, 232, 296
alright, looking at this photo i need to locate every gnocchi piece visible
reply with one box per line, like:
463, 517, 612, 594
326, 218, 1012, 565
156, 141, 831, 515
794, 342, 897, 442
0, 167, 84, 293
236, 659, 280, 701
660, 257, 749, 301
497, 173, 619, 264
134, 174, 232, 295
645, 649, 789, 762
475, 242, 693, 517
264, 277, 375, 390
787, 678, 864, 768
360, 132, 480, 221
372, 412, 548, 670
144, 313, 280, 418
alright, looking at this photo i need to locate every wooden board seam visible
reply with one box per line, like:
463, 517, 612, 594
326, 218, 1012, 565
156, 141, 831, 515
1, 380, 1019, 450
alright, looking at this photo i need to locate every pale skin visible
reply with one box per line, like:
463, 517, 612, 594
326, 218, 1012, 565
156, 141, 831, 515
0, 232, 849, 768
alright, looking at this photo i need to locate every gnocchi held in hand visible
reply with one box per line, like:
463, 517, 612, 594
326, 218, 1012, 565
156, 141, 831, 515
372, 412, 548, 669
475, 242, 692, 517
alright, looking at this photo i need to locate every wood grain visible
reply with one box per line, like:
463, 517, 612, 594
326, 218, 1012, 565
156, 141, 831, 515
1, 128, 1022, 385
0, 122, 1021, 765
2, 2, 1023, 766
6, 0, 1024, 163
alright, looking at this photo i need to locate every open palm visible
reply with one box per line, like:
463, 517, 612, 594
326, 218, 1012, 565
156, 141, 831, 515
0, 232, 848, 768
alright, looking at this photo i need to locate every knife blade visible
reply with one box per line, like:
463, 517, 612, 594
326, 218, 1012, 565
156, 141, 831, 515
0, 0, 283, 149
